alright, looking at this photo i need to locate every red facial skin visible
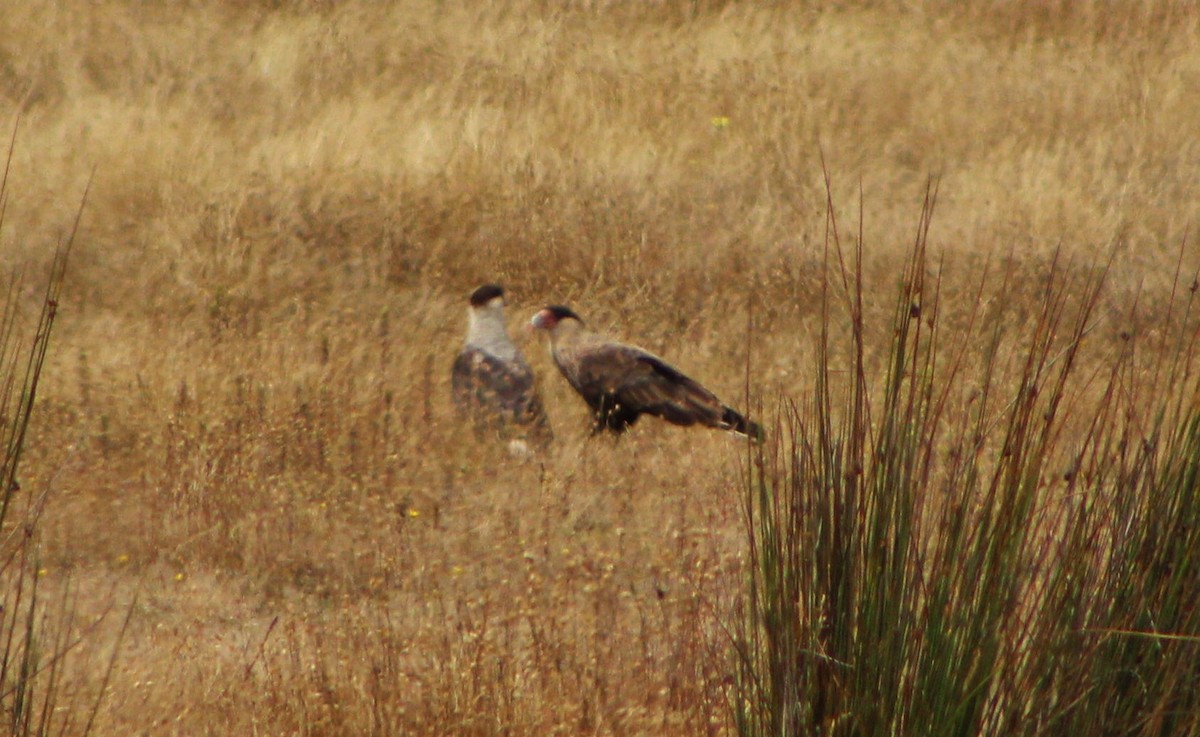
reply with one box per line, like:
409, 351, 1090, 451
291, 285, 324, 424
530, 309, 557, 331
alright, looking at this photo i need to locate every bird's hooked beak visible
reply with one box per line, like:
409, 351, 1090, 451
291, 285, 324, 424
529, 309, 552, 331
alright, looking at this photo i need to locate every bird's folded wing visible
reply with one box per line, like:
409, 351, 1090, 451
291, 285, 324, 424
571, 342, 724, 426
453, 348, 539, 416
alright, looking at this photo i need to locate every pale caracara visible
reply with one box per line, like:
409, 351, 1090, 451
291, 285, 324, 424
530, 305, 762, 440
452, 285, 552, 449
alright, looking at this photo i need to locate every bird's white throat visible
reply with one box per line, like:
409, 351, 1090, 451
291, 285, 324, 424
466, 306, 519, 361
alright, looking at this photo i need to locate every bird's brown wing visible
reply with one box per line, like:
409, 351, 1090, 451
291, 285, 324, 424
570, 343, 729, 429
452, 348, 552, 440
625, 352, 760, 438
622, 353, 730, 427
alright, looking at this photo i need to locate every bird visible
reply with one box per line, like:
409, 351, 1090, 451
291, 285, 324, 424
451, 284, 552, 449
529, 304, 761, 440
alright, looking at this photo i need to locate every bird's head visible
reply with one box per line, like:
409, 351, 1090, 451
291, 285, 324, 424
469, 284, 506, 310
530, 305, 582, 332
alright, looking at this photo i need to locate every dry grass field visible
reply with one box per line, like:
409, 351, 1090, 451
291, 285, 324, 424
2, 1, 1199, 735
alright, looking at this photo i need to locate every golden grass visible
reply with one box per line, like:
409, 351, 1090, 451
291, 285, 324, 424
2, 0, 1198, 733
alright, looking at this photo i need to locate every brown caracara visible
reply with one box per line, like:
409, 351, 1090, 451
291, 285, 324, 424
530, 305, 761, 440
452, 285, 552, 447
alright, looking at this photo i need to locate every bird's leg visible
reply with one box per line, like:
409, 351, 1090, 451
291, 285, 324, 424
590, 416, 606, 437
589, 395, 622, 440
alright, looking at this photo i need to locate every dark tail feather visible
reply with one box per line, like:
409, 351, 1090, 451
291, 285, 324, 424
721, 406, 764, 443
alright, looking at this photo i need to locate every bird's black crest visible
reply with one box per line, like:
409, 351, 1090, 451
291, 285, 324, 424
469, 284, 505, 307
544, 305, 582, 322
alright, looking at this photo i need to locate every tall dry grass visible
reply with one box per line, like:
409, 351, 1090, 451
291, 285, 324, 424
735, 182, 1199, 736
0, 130, 132, 737
0, 0, 1197, 734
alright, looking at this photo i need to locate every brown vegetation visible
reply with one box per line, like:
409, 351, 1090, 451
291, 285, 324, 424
1, 1, 1197, 734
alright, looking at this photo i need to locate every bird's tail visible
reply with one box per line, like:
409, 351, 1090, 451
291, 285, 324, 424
721, 406, 764, 443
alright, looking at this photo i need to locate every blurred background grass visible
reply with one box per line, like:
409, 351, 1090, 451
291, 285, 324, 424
1, 0, 1197, 734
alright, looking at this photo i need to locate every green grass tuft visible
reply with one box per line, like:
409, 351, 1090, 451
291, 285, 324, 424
0, 126, 126, 737
734, 181, 1200, 737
